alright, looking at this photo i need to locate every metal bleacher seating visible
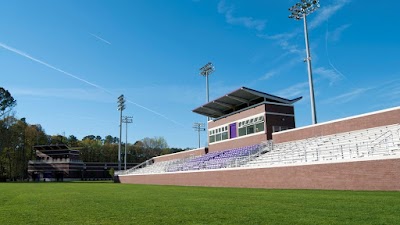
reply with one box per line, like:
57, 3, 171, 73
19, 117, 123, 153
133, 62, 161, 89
243, 124, 400, 168
166, 144, 263, 172
118, 124, 400, 175
118, 144, 265, 175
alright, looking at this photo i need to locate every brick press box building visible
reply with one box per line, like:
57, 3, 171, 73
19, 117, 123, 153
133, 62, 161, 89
193, 86, 302, 152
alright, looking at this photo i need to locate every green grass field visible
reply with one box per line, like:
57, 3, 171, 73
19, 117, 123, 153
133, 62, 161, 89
0, 182, 399, 225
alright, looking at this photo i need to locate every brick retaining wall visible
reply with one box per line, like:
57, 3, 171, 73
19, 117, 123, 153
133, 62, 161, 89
153, 148, 206, 163
273, 106, 400, 143
119, 157, 400, 191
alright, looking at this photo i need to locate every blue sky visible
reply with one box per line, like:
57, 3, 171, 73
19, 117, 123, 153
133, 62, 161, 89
1, 0, 399, 148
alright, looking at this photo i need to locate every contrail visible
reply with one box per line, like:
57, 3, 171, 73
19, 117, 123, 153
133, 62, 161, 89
0, 42, 184, 127
126, 99, 185, 127
325, 21, 346, 79
0, 42, 112, 94
89, 33, 112, 45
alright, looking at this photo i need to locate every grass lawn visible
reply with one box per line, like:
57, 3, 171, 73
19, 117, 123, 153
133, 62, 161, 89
0, 182, 399, 225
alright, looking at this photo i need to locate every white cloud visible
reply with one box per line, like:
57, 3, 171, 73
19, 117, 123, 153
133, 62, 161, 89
376, 78, 400, 100
322, 88, 369, 104
314, 67, 343, 85
258, 32, 296, 41
259, 71, 277, 81
274, 82, 309, 99
218, 0, 266, 31
309, 0, 352, 29
327, 24, 351, 42
258, 32, 301, 55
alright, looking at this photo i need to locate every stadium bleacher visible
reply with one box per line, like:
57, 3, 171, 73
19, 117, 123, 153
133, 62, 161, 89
119, 124, 400, 175
166, 144, 262, 172
244, 124, 400, 168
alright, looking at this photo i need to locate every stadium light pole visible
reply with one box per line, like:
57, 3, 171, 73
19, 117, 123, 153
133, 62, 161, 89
289, 0, 319, 124
117, 95, 125, 171
199, 62, 215, 106
122, 116, 133, 170
199, 62, 214, 146
193, 122, 205, 148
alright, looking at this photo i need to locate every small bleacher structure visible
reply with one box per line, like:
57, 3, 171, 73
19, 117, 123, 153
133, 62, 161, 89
28, 144, 84, 181
28, 144, 136, 181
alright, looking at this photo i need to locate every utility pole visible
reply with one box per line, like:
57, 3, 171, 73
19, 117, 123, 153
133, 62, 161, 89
289, 0, 319, 124
117, 95, 125, 171
193, 122, 205, 148
122, 116, 133, 170
21, 118, 27, 179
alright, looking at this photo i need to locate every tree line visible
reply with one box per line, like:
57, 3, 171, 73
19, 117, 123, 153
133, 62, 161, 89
0, 87, 190, 181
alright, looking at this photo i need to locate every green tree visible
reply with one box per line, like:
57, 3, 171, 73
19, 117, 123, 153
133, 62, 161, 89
141, 137, 169, 159
50, 135, 66, 144
108, 168, 114, 178
0, 116, 29, 180
83, 135, 96, 141
0, 87, 16, 118
67, 135, 79, 147
104, 135, 114, 144
0, 116, 49, 180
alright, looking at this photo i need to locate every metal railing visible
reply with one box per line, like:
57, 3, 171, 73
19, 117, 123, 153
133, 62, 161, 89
115, 124, 400, 174
28, 158, 83, 163
244, 127, 400, 168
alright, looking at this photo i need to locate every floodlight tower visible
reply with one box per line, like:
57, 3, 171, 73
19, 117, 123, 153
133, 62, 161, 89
289, 0, 319, 124
193, 122, 205, 148
199, 62, 214, 146
117, 95, 125, 171
199, 62, 215, 106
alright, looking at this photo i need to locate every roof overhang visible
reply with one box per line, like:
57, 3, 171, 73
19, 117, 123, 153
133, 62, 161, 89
192, 87, 302, 119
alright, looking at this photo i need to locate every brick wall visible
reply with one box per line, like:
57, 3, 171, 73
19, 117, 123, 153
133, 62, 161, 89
273, 106, 400, 143
208, 133, 267, 152
153, 148, 206, 163
266, 114, 296, 139
208, 104, 266, 128
118, 158, 400, 191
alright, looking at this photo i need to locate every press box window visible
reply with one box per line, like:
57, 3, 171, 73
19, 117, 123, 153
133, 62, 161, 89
238, 115, 265, 137
209, 126, 229, 143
